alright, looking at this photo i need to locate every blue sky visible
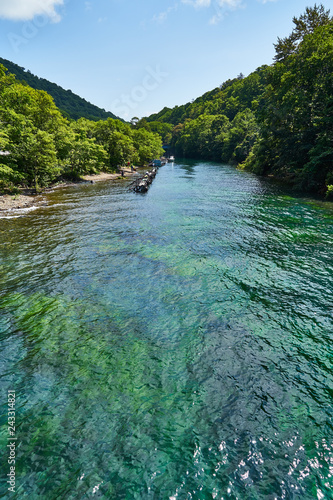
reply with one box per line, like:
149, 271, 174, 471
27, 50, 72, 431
0, 0, 332, 120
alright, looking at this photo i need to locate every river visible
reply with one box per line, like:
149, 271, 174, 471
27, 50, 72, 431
0, 160, 332, 499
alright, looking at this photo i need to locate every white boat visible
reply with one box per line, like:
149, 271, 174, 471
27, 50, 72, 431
169, 156, 175, 162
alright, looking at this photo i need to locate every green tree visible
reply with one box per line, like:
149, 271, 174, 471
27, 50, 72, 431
221, 110, 258, 164
146, 121, 173, 144
274, 4, 331, 62
249, 18, 333, 192
0, 107, 59, 190
130, 117, 139, 127
65, 137, 108, 177
132, 128, 164, 165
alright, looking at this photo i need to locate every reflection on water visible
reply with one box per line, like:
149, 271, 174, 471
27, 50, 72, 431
0, 161, 332, 499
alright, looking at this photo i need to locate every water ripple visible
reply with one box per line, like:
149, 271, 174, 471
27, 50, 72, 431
0, 161, 332, 498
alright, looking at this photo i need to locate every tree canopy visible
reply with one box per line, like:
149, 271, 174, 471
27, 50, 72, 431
1, 5, 332, 197
143, 4, 333, 197
274, 4, 331, 62
0, 57, 120, 122
0, 65, 163, 192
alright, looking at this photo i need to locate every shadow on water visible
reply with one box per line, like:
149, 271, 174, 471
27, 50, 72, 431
174, 158, 199, 178
0, 160, 332, 499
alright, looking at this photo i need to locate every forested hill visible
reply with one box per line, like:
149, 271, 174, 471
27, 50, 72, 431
141, 4, 333, 197
0, 57, 119, 121
145, 79, 253, 125
0, 62, 164, 193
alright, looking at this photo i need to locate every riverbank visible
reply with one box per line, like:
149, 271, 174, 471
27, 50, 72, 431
0, 168, 137, 212
0, 191, 47, 212
82, 169, 134, 182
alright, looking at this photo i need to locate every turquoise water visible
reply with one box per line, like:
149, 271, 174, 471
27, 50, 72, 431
0, 160, 333, 499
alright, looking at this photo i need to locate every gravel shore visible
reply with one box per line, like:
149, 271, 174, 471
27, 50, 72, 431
0, 193, 46, 212
0, 169, 137, 212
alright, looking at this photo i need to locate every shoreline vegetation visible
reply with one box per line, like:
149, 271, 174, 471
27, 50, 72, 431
140, 5, 333, 199
0, 57, 120, 122
0, 6, 332, 200
0, 64, 164, 197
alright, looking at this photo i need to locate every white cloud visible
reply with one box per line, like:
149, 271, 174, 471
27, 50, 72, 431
182, 0, 211, 7
152, 11, 169, 23
218, 0, 242, 6
211, 0, 243, 23
182, 0, 241, 7
153, 0, 242, 25
0, 0, 64, 22
152, 4, 178, 24
182, 0, 243, 24
210, 13, 222, 24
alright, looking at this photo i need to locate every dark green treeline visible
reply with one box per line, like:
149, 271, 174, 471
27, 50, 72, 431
0, 66, 163, 192
1, 5, 332, 196
0, 57, 120, 122
139, 4, 333, 197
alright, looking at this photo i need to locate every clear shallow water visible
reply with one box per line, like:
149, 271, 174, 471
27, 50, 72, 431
0, 160, 332, 499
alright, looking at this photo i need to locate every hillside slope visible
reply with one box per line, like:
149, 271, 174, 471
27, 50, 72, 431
0, 57, 119, 121
141, 6, 333, 196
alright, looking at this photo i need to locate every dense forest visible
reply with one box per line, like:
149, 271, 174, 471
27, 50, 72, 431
0, 58, 119, 121
139, 4, 333, 197
0, 65, 163, 193
1, 5, 332, 197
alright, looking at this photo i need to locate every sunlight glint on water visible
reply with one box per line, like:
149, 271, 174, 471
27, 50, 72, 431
0, 160, 332, 499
